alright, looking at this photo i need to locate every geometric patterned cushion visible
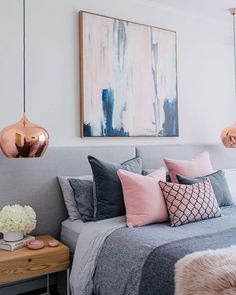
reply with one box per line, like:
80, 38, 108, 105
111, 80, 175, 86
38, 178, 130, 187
159, 179, 222, 227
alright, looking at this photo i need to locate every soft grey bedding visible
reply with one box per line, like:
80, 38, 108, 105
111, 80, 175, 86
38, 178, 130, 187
139, 227, 236, 295
93, 206, 236, 295
60, 219, 86, 253
69, 206, 236, 295
70, 216, 126, 295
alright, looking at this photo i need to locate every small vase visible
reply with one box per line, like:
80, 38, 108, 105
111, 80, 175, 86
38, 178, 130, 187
3, 231, 24, 242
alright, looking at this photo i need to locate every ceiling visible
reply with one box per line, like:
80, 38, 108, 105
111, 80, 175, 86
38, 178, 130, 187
147, 0, 236, 20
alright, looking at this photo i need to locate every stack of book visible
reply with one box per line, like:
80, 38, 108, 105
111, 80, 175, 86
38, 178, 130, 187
0, 235, 35, 251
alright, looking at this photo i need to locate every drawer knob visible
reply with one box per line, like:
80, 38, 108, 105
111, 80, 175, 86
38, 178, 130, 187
28, 258, 32, 262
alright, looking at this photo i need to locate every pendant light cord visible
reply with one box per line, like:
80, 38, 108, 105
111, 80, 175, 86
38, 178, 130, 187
233, 11, 236, 98
23, 0, 26, 113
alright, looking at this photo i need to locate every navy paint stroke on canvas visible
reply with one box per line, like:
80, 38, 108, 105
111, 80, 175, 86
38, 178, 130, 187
83, 90, 178, 137
161, 99, 178, 136
84, 88, 129, 137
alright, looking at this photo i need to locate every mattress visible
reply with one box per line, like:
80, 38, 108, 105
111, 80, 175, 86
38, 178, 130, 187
60, 218, 86, 253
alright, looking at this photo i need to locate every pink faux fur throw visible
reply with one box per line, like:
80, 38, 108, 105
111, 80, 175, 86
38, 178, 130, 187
175, 246, 236, 295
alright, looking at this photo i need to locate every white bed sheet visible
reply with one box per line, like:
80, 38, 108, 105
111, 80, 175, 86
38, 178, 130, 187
60, 218, 87, 253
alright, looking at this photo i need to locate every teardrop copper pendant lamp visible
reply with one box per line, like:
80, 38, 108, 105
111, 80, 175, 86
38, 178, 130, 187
221, 8, 236, 148
0, 0, 49, 158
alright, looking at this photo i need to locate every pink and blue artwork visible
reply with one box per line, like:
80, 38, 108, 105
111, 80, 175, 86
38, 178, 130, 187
80, 11, 178, 137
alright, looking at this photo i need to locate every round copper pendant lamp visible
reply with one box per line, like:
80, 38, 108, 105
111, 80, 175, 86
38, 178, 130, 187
221, 8, 236, 148
0, 0, 49, 158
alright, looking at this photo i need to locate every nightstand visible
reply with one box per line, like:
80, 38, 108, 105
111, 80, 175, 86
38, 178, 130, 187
0, 235, 70, 295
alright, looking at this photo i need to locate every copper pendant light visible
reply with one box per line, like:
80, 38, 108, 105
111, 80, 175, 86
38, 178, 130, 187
0, 0, 49, 158
221, 8, 236, 148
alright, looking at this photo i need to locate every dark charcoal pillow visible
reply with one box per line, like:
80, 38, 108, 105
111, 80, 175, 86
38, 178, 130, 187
69, 178, 94, 222
88, 156, 142, 220
176, 170, 233, 207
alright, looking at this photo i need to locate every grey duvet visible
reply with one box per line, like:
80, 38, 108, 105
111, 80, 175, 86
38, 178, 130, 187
93, 206, 236, 295
70, 206, 236, 295
139, 227, 236, 295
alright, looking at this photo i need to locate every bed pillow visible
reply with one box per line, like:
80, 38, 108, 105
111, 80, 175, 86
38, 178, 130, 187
223, 169, 236, 204
142, 169, 171, 181
118, 168, 168, 227
57, 175, 92, 221
159, 179, 222, 227
176, 170, 233, 207
164, 151, 214, 183
69, 178, 94, 222
88, 156, 142, 220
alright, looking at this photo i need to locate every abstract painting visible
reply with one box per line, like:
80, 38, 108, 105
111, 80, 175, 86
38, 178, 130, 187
80, 11, 178, 137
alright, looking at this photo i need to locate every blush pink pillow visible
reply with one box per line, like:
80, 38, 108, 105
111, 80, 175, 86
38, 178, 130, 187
117, 168, 168, 227
164, 151, 214, 183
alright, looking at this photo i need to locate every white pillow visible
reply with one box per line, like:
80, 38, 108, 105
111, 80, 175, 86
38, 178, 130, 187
223, 169, 236, 204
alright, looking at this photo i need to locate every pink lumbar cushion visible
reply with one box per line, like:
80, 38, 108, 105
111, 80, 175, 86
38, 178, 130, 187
164, 151, 214, 183
117, 168, 169, 227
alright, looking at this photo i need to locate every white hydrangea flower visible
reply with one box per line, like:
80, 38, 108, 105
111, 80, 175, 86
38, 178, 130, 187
0, 205, 37, 234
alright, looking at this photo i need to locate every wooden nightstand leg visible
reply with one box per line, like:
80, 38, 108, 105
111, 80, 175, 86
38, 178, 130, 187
67, 269, 70, 295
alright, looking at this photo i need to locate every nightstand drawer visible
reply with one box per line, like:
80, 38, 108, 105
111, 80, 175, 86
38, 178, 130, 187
0, 236, 70, 284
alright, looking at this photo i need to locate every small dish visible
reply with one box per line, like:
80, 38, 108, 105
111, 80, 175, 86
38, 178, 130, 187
48, 240, 59, 247
27, 240, 45, 250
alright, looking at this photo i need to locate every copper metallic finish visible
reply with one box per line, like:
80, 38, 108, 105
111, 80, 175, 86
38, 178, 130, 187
0, 113, 49, 158
0, 0, 50, 158
221, 9, 236, 148
221, 123, 236, 148
229, 8, 236, 15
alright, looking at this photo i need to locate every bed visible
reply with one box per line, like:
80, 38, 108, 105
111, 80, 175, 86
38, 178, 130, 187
61, 219, 85, 253
62, 145, 236, 295
0, 144, 236, 294
95, 206, 236, 295
67, 206, 236, 295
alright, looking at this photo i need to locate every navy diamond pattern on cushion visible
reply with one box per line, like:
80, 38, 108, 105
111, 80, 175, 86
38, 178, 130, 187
159, 179, 222, 227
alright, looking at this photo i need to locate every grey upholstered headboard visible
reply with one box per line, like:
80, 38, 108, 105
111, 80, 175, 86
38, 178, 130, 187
0, 146, 135, 238
136, 144, 236, 170
0, 144, 235, 239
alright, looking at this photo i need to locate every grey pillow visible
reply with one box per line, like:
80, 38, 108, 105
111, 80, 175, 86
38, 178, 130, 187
176, 170, 233, 207
57, 175, 92, 221
142, 169, 156, 176
69, 178, 94, 222
88, 156, 142, 220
